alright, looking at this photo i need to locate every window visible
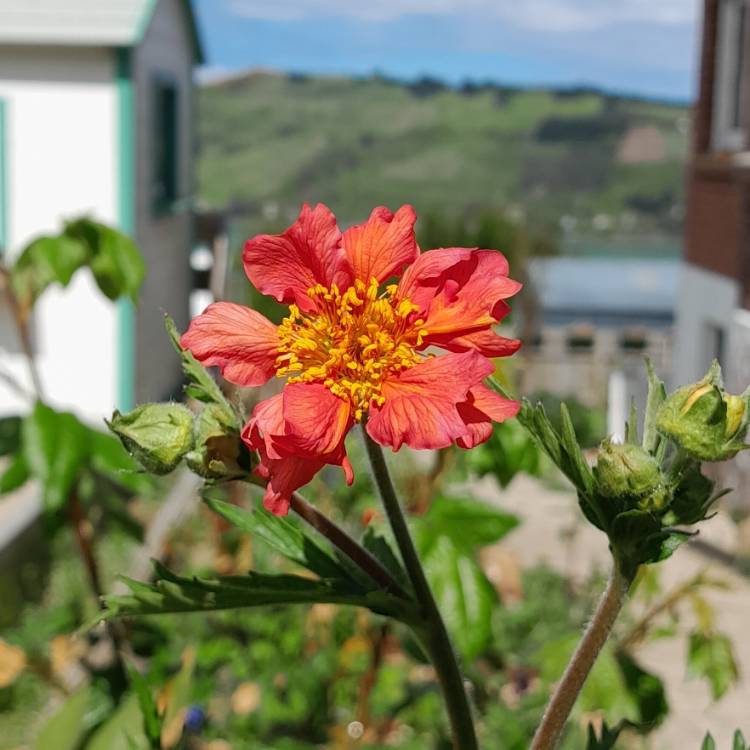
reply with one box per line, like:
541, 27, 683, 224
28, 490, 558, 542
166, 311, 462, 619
704, 322, 726, 369
712, 0, 748, 151
153, 78, 178, 214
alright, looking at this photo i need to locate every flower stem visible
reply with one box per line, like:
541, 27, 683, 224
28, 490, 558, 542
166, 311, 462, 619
362, 431, 479, 750
530, 563, 631, 750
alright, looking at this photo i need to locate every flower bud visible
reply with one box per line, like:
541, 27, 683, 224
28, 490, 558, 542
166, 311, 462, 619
656, 362, 750, 461
108, 403, 194, 475
185, 403, 250, 480
593, 441, 669, 512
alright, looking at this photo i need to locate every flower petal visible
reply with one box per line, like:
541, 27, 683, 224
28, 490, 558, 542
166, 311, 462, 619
456, 384, 521, 449
243, 203, 353, 312
398, 248, 521, 339
180, 302, 279, 387
342, 205, 418, 284
241, 390, 354, 516
281, 383, 352, 457
366, 351, 493, 450
428, 327, 522, 358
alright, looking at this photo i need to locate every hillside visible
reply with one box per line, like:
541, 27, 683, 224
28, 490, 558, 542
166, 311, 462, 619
197, 71, 689, 249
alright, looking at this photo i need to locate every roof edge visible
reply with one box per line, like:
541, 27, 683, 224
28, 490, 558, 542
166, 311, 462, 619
136, 0, 205, 64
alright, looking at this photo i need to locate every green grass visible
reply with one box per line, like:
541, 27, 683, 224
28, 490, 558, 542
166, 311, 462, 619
197, 71, 688, 242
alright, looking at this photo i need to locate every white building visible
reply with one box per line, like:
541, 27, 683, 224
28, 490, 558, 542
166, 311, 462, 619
0, 0, 203, 421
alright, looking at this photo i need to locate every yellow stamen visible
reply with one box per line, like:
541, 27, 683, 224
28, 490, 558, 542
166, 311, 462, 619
275, 278, 424, 420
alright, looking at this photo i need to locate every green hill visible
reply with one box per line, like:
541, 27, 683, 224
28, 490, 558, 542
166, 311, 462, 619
197, 71, 688, 249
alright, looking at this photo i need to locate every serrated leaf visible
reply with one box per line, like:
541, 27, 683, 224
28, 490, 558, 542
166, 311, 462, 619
421, 535, 496, 659
22, 402, 89, 514
687, 632, 739, 700
417, 495, 519, 553
205, 497, 357, 583
65, 218, 144, 304
165, 316, 238, 426
101, 564, 413, 622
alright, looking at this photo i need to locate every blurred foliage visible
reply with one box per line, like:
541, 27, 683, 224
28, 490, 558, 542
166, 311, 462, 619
528, 391, 607, 449
198, 73, 687, 240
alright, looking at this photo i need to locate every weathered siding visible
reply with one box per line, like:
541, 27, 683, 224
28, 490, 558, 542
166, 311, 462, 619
0, 46, 118, 419
132, 0, 194, 403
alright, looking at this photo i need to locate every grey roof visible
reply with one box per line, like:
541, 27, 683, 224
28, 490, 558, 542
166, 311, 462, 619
0, 0, 204, 60
529, 257, 679, 327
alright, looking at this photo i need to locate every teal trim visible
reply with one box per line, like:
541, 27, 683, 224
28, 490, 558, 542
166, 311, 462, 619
135, 0, 205, 64
116, 48, 136, 411
0, 99, 7, 254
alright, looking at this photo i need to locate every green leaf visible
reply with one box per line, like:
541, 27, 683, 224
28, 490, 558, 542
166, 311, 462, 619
687, 632, 739, 700
165, 316, 238, 425
65, 218, 145, 303
585, 720, 627, 750
34, 686, 92, 750
615, 650, 668, 728
643, 358, 666, 454
362, 527, 409, 589
0, 450, 30, 493
625, 397, 639, 444
84, 693, 148, 750
101, 563, 413, 622
11, 234, 89, 311
108, 403, 194, 475
87, 427, 154, 496
559, 403, 594, 495
701, 734, 717, 750
0, 415, 21, 456
733, 730, 748, 750
129, 669, 161, 746
467, 418, 541, 487
421, 535, 496, 659
22, 402, 89, 514
205, 496, 358, 583
418, 495, 519, 553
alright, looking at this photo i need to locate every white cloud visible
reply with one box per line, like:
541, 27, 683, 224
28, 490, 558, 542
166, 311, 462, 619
226, 0, 698, 31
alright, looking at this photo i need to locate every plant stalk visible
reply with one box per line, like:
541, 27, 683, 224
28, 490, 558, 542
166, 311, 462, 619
362, 430, 479, 750
530, 563, 631, 750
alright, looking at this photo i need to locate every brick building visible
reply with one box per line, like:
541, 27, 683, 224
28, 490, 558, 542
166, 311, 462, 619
674, 0, 750, 393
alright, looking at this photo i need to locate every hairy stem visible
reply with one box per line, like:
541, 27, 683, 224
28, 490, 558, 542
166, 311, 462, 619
289, 490, 409, 599
530, 564, 631, 750
362, 430, 479, 750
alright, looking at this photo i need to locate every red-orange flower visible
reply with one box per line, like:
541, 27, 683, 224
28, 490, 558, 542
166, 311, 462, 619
182, 204, 521, 514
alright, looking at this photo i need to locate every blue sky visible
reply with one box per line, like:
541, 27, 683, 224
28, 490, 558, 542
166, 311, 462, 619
193, 0, 700, 101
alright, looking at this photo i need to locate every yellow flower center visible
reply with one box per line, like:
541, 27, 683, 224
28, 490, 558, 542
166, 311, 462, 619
275, 278, 427, 420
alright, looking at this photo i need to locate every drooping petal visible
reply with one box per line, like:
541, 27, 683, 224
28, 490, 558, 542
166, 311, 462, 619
366, 351, 494, 450
456, 384, 521, 449
428, 327, 522, 358
397, 248, 521, 342
180, 302, 279, 387
342, 205, 418, 284
243, 203, 353, 312
281, 383, 352, 457
241, 388, 354, 515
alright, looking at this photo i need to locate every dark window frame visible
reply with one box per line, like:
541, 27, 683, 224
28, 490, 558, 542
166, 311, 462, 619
152, 73, 179, 216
